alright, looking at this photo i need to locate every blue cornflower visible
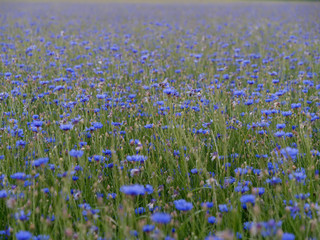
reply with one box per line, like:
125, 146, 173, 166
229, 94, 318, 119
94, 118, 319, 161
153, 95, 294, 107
120, 184, 145, 196
92, 122, 103, 129
32, 157, 49, 167
276, 123, 286, 129
16, 231, 32, 240
69, 150, 84, 158
218, 204, 229, 212
208, 216, 216, 224
201, 202, 214, 208
282, 233, 295, 240
191, 168, 198, 174
10, 172, 28, 181
266, 177, 282, 185
240, 194, 255, 209
280, 147, 299, 160
145, 184, 153, 194
0, 190, 7, 198
33, 235, 50, 240
174, 199, 193, 211
151, 212, 171, 224
135, 207, 146, 215
142, 224, 155, 232
274, 131, 285, 138
127, 155, 147, 163
60, 123, 73, 131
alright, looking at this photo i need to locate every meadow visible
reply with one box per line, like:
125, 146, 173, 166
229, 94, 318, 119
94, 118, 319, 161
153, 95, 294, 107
0, 2, 320, 239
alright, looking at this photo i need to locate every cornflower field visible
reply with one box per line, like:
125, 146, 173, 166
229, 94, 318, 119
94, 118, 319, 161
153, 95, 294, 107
0, 2, 320, 239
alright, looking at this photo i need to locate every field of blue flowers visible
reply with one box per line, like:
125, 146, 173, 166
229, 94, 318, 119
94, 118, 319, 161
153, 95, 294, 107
0, 2, 320, 239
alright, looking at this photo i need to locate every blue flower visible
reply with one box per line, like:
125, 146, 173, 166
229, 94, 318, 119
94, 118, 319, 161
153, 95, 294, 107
280, 147, 299, 160
10, 172, 28, 181
208, 216, 216, 224
151, 212, 171, 224
240, 194, 255, 209
218, 204, 229, 212
32, 157, 49, 167
0, 190, 7, 198
191, 168, 198, 174
145, 184, 153, 194
282, 233, 295, 240
126, 155, 147, 163
92, 122, 103, 129
174, 199, 193, 211
60, 123, 73, 131
69, 150, 84, 158
201, 202, 214, 208
120, 184, 145, 196
144, 124, 154, 129
135, 207, 145, 215
33, 235, 50, 240
266, 177, 282, 185
142, 224, 155, 232
16, 231, 32, 240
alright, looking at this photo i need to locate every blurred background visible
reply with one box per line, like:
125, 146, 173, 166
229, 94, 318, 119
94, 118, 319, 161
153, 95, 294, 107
2, 0, 319, 3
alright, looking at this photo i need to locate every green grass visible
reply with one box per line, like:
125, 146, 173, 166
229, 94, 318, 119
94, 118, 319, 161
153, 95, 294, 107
0, 2, 319, 240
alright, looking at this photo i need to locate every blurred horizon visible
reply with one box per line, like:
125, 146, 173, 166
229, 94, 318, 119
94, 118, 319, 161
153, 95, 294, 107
1, 0, 318, 3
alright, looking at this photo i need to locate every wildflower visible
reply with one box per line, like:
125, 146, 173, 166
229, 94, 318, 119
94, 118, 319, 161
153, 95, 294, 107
282, 233, 295, 240
69, 150, 84, 158
60, 123, 73, 131
10, 172, 28, 181
0, 190, 7, 198
151, 212, 171, 224
16, 231, 32, 240
33, 235, 50, 240
280, 147, 299, 160
135, 207, 146, 215
174, 199, 193, 211
32, 157, 49, 167
240, 194, 255, 209
218, 204, 229, 212
126, 155, 147, 163
208, 216, 216, 224
142, 224, 155, 232
144, 124, 153, 129
120, 184, 145, 196
266, 177, 282, 185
